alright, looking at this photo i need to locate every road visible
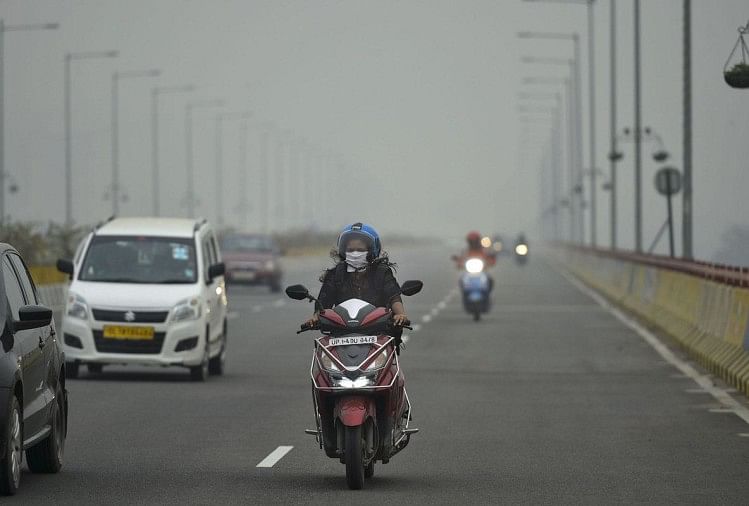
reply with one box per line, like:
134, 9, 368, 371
15, 248, 749, 504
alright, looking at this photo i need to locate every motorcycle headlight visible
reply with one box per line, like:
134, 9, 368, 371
66, 293, 89, 320
465, 258, 484, 274
333, 376, 374, 388
320, 353, 340, 372
515, 244, 529, 256
366, 350, 388, 371
171, 297, 201, 322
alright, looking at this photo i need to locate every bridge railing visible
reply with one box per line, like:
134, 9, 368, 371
559, 245, 749, 396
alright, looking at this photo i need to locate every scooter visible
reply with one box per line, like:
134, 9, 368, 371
460, 257, 491, 321
285, 280, 423, 490
514, 242, 529, 265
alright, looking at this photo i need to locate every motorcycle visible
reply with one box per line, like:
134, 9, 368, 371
514, 242, 529, 265
460, 257, 491, 321
285, 279, 423, 490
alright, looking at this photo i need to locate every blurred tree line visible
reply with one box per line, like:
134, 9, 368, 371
0, 221, 88, 265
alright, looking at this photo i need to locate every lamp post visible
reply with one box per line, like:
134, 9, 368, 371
184, 99, 223, 218
682, 0, 693, 258
151, 84, 194, 217
523, 76, 578, 243
111, 69, 161, 216
64, 50, 118, 225
214, 111, 251, 228
518, 32, 584, 243
0, 19, 59, 223
258, 122, 272, 233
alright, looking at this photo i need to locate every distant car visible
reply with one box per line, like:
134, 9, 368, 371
220, 234, 283, 292
56, 217, 228, 381
0, 243, 67, 495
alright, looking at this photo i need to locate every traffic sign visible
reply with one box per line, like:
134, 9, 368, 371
655, 167, 682, 196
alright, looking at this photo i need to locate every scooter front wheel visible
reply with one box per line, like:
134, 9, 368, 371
345, 425, 365, 490
473, 310, 481, 322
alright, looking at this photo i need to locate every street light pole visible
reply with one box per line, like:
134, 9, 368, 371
586, 1, 597, 247
609, 0, 617, 249
151, 84, 194, 217
682, 0, 693, 259
184, 99, 223, 218
0, 19, 58, 223
213, 111, 250, 227
634, 0, 643, 252
64, 50, 118, 225
111, 69, 161, 216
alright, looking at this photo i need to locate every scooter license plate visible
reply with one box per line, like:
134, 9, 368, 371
328, 336, 377, 347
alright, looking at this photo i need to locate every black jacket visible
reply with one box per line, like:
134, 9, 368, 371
318, 262, 402, 309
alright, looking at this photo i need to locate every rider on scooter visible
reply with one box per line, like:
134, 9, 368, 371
306, 223, 409, 328
453, 231, 495, 290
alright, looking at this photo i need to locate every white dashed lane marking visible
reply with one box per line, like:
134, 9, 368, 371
256, 446, 294, 468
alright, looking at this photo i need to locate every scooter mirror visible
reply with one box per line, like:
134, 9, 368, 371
285, 284, 310, 300
400, 280, 423, 297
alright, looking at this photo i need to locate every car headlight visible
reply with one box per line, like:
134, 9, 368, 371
366, 350, 388, 371
515, 244, 529, 256
66, 293, 89, 320
264, 260, 275, 270
465, 258, 484, 274
171, 297, 201, 322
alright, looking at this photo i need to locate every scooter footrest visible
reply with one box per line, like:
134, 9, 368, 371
304, 429, 319, 436
403, 428, 419, 435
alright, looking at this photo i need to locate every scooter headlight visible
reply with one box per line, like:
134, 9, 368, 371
515, 244, 529, 256
332, 376, 375, 388
366, 350, 388, 371
319, 353, 340, 372
465, 258, 484, 274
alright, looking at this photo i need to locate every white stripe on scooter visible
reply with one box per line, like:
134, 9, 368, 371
256, 446, 294, 468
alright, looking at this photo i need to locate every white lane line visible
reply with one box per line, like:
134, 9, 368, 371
422, 314, 432, 323
273, 299, 286, 308
252, 306, 263, 313
562, 270, 749, 427
437, 301, 447, 310
412, 324, 422, 332
256, 446, 294, 468
430, 307, 440, 316
685, 389, 712, 394
227, 311, 240, 320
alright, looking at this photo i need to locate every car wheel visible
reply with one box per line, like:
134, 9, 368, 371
0, 396, 22, 495
66, 362, 79, 379
26, 383, 65, 474
208, 330, 226, 376
87, 364, 103, 374
190, 339, 209, 382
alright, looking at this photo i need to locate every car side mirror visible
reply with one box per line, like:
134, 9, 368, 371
400, 280, 423, 297
285, 284, 310, 300
14, 305, 53, 332
57, 258, 74, 279
208, 262, 225, 281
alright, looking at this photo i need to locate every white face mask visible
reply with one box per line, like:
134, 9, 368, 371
345, 251, 369, 272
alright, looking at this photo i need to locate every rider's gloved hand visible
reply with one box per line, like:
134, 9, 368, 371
392, 313, 409, 327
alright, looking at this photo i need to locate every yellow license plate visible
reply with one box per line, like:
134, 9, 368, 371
102, 325, 155, 340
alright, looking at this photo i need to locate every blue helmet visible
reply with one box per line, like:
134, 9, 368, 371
337, 222, 382, 259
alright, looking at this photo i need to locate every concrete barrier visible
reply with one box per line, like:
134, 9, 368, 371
560, 247, 749, 396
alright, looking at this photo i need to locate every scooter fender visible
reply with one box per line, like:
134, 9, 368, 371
335, 396, 376, 427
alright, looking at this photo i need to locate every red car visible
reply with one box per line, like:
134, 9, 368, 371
220, 234, 283, 291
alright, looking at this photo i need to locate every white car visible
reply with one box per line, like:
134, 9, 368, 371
57, 217, 228, 381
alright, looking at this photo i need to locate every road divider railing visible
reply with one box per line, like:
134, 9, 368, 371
558, 246, 749, 396
29, 266, 68, 322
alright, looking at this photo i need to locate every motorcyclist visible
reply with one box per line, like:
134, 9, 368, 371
453, 231, 496, 269
306, 223, 409, 328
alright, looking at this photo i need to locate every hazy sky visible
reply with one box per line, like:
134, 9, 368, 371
3, 0, 749, 261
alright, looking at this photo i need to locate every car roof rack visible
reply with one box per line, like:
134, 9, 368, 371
193, 218, 208, 234
93, 215, 116, 233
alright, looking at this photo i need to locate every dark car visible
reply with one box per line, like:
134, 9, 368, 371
0, 244, 67, 495
220, 234, 283, 292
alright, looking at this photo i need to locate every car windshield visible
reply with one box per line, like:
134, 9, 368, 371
221, 235, 276, 253
79, 236, 198, 284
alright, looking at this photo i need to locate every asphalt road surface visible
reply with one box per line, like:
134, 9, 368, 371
15, 248, 749, 504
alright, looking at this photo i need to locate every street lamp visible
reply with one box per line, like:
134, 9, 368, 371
518, 32, 586, 244
215, 111, 251, 227
110, 69, 161, 215
0, 19, 59, 223
64, 50, 118, 225
151, 84, 195, 216
185, 99, 224, 218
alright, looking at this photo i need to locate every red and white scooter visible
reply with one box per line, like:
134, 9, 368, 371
285, 280, 423, 489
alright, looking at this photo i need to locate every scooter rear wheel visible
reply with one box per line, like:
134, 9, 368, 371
345, 425, 365, 490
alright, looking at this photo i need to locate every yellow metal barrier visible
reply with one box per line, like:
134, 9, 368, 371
29, 265, 68, 286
